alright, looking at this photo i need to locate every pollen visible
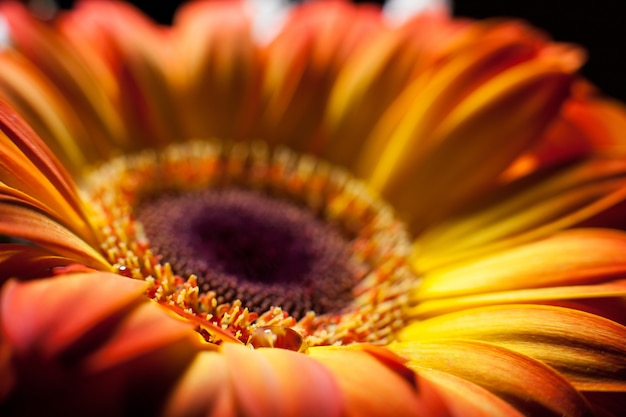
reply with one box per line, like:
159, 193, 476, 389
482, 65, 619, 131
83, 140, 418, 347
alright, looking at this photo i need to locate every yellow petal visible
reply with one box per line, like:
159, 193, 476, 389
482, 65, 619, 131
415, 228, 626, 300
391, 339, 594, 416
416, 157, 626, 270
413, 279, 626, 318
318, 12, 449, 166
359, 28, 579, 231
399, 304, 626, 391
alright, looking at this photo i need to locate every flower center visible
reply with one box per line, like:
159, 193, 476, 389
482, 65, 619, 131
85, 140, 418, 347
136, 188, 359, 319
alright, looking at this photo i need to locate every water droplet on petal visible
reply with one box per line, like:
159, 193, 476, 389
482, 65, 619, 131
248, 326, 308, 352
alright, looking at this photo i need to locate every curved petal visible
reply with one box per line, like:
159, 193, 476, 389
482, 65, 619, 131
64, 1, 183, 147
309, 345, 422, 417
414, 368, 525, 417
0, 53, 89, 169
0, 272, 201, 416
161, 351, 236, 417
173, 1, 261, 141
0, 100, 97, 243
0, 203, 111, 272
503, 89, 626, 181
258, 1, 384, 151
391, 339, 594, 416
415, 228, 626, 300
399, 305, 626, 391
1, 272, 147, 357
0, 243, 74, 282
225, 344, 342, 417
413, 279, 626, 318
357, 23, 580, 231
416, 158, 626, 270
0, 1, 128, 160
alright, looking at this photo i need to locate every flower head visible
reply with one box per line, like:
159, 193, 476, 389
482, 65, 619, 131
1, 1, 626, 416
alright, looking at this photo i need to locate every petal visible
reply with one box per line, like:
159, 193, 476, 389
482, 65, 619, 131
1, 272, 202, 416
0, 243, 72, 282
258, 1, 384, 151
399, 304, 626, 391
415, 228, 626, 300
0, 203, 111, 271
391, 339, 594, 416
0, 53, 89, 169
0, 1, 127, 162
83, 301, 198, 373
309, 345, 422, 417
164, 344, 343, 417
503, 90, 626, 180
66, 1, 183, 146
318, 12, 453, 166
414, 368, 525, 417
0, 100, 96, 243
413, 279, 626, 318
162, 351, 236, 417
357, 23, 580, 231
173, 1, 261, 140
0, 272, 147, 357
416, 157, 626, 270
224, 344, 342, 417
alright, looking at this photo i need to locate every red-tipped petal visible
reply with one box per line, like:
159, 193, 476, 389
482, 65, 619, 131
1, 272, 147, 357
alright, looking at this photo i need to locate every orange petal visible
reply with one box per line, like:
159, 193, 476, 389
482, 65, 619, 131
503, 91, 626, 181
0, 53, 89, 169
259, 1, 384, 151
66, 1, 183, 146
309, 346, 422, 417
0, 272, 146, 357
391, 339, 594, 416
228, 344, 343, 417
84, 301, 198, 373
415, 228, 626, 300
415, 368, 525, 417
162, 351, 236, 417
0, 244, 73, 281
0, 100, 97, 243
399, 304, 626, 391
0, 1, 127, 161
173, 1, 260, 140
0, 203, 111, 271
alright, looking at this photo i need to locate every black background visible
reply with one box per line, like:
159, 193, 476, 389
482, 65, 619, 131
55, 0, 626, 102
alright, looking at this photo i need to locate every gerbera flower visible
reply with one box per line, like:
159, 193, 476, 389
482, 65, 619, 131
1, 0, 626, 415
